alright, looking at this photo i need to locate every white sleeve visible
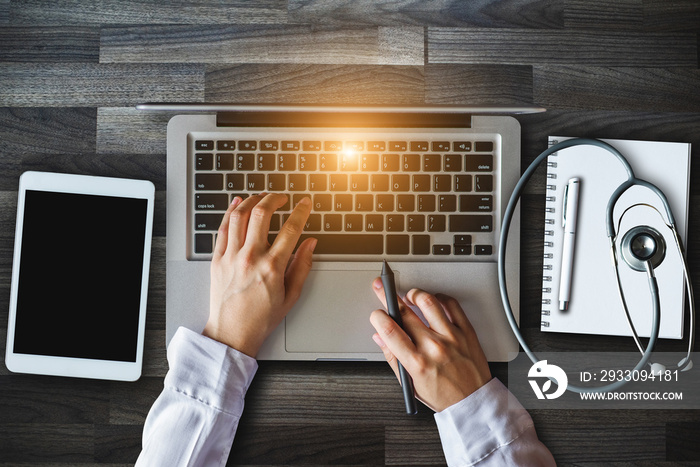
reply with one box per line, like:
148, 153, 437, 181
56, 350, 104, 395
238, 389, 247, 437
136, 327, 258, 467
433, 378, 556, 467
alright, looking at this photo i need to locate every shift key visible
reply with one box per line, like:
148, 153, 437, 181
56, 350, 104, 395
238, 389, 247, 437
449, 215, 492, 232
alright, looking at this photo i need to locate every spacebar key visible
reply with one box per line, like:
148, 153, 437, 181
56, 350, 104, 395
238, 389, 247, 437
268, 234, 384, 254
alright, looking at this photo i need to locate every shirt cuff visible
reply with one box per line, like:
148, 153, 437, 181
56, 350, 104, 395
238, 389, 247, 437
164, 327, 259, 416
433, 378, 535, 466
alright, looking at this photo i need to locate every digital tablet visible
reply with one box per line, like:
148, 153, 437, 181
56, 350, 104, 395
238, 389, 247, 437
5, 172, 155, 381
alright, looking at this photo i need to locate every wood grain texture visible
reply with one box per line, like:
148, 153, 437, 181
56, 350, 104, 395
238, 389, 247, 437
1, 0, 700, 465
428, 28, 698, 66
100, 26, 424, 65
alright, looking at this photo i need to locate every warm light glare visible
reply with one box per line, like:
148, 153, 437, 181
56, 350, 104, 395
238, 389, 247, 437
342, 148, 356, 159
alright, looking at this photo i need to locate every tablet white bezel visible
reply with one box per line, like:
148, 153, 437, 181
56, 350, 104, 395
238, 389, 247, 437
5, 171, 155, 381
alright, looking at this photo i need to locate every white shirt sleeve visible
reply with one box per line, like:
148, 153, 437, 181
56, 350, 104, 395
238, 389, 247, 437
434, 378, 556, 467
135, 327, 258, 467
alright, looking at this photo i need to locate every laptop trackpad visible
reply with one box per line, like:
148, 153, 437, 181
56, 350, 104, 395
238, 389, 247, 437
285, 269, 385, 353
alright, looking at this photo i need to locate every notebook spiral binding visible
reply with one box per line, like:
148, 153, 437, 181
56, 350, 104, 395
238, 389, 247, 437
541, 139, 559, 326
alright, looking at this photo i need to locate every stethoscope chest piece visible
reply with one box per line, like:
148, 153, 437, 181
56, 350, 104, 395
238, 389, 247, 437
620, 225, 666, 272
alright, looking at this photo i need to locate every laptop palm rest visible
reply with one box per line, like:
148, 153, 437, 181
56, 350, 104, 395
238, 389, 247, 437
285, 269, 388, 354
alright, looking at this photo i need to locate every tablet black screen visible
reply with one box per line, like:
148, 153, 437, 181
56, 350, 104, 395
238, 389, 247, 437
13, 190, 148, 362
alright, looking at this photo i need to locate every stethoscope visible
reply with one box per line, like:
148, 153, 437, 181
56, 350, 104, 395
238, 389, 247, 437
498, 138, 695, 393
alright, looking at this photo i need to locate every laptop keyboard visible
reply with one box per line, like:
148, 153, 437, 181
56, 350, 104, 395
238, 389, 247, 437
189, 130, 499, 261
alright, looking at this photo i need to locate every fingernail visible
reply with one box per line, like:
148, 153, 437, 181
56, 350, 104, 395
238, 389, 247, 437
373, 277, 383, 289
309, 238, 318, 252
231, 196, 241, 207
298, 196, 311, 206
372, 333, 386, 348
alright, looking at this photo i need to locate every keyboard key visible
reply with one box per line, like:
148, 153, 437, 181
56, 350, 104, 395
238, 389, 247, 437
246, 174, 265, 191
433, 244, 451, 255
417, 194, 436, 212
412, 235, 430, 255
324, 214, 342, 231
382, 154, 400, 171
391, 174, 410, 191
195, 233, 213, 254
438, 194, 457, 212
195, 213, 224, 230
455, 245, 472, 255
217, 140, 236, 150
355, 194, 373, 211
216, 153, 234, 171
460, 195, 493, 212
386, 234, 409, 254
303, 141, 321, 151
344, 214, 363, 231
329, 174, 348, 191
281, 141, 300, 151
371, 174, 389, 191
278, 153, 296, 171
260, 140, 278, 151
376, 194, 394, 212
319, 154, 337, 171
454, 175, 472, 192
475, 141, 494, 152
366, 214, 383, 231
293, 193, 311, 205
402, 154, 420, 171
407, 214, 425, 232
475, 175, 493, 192
257, 153, 275, 171
367, 141, 386, 151
334, 194, 353, 211
434, 174, 451, 192
299, 154, 316, 171
432, 141, 450, 152
410, 141, 429, 152
444, 154, 462, 172
448, 215, 493, 232
396, 194, 414, 212
389, 141, 407, 151
412, 174, 431, 192
324, 141, 343, 151
298, 234, 383, 254
346, 141, 364, 151
236, 153, 255, 171
270, 214, 280, 231
309, 174, 327, 191
475, 245, 493, 255
423, 154, 441, 171
454, 141, 472, 152
267, 173, 285, 191
195, 173, 223, 190
313, 194, 332, 211
350, 174, 368, 191
453, 235, 472, 246
239, 140, 257, 150
226, 173, 244, 190
196, 153, 213, 170
386, 214, 404, 232
428, 215, 446, 232
288, 174, 306, 191
340, 152, 358, 171
361, 153, 379, 171
195, 140, 214, 150
304, 214, 322, 231
465, 155, 493, 171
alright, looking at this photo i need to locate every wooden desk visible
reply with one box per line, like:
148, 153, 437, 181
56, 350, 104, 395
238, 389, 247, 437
1, 1, 699, 465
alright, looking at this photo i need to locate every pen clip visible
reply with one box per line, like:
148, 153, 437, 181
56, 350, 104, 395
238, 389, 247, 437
562, 183, 569, 228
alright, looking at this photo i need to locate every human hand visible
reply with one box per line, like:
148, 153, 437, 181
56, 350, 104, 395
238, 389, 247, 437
369, 280, 492, 412
203, 193, 317, 357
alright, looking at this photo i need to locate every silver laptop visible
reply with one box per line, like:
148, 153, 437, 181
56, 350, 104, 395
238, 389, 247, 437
142, 104, 541, 361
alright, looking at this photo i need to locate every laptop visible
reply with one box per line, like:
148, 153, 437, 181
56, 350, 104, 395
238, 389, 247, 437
140, 104, 542, 361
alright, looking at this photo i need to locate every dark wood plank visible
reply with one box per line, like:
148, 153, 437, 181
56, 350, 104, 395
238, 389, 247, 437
0, 64, 204, 107
564, 0, 643, 30
0, 424, 95, 463
9, 0, 287, 25
425, 64, 534, 105
385, 423, 445, 465
97, 107, 171, 156
666, 421, 700, 461
428, 28, 698, 66
206, 64, 425, 104
534, 66, 700, 112
0, 27, 98, 62
643, 0, 700, 32
100, 26, 424, 65
288, 0, 564, 28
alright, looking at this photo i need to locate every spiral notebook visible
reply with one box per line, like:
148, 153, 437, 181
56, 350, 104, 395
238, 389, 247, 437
541, 137, 691, 339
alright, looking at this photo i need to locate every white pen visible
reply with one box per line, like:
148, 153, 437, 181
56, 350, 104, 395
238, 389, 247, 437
559, 178, 580, 311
